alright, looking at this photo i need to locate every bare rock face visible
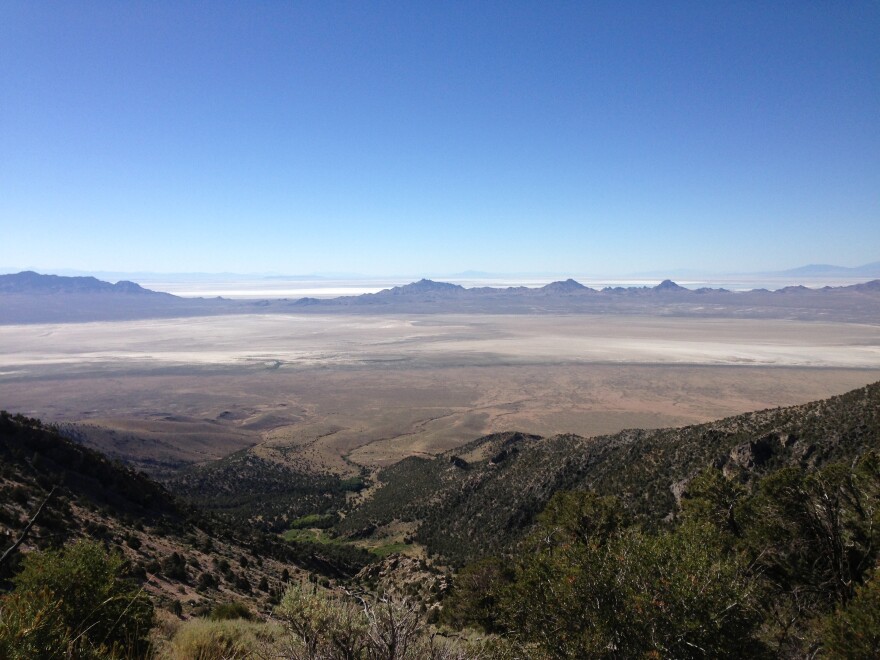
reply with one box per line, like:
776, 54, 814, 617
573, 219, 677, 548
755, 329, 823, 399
449, 455, 469, 469
727, 436, 776, 472
775, 432, 798, 448
489, 446, 518, 465
671, 477, 691, 506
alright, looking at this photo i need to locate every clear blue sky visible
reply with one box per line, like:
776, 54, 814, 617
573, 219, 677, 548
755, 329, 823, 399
1, 1, 878, 276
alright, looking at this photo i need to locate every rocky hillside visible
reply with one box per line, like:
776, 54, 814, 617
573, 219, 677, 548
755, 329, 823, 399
337, 381, 880, 564
0, 412, 375, 620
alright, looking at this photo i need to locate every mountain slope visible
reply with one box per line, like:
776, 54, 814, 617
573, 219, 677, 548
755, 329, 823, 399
337, 382, 880, 564
0, 271, 158, 295
0, 412, 374, 618
0, 271, 240, 323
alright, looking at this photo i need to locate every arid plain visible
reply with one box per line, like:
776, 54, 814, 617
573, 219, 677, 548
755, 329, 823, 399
1, 313, 879, 473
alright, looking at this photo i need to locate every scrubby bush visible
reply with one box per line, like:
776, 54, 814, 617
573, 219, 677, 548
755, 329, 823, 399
492, 491, 763, 658
0, 539, 153, 657
0, 589, 70, 659
161, 552, 188, 582
446, 453, 880, 657
196, 571, 219, 591
274, 582, 472, 659
169, 618, 275, 660
210, 601, 253, 621
823, 568, 880, 659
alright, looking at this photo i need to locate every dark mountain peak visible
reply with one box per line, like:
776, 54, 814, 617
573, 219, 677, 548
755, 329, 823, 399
775, 285, 811, 294
540, 279, 590, 294
654, 279, 686, 292
385, 279, 465, 296
111, 280, 148, 293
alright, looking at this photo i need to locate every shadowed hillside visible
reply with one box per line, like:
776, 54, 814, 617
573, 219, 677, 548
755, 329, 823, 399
166, 448, 366, 530
0, 412, 375, 618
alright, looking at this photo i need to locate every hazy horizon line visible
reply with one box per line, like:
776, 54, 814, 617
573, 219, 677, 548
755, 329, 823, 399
3, 259, 879, 283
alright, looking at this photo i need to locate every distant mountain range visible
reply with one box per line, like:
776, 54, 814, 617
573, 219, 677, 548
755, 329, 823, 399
0, 270, 236, 324
2, 271, 880, 324
0, 271, 160, 295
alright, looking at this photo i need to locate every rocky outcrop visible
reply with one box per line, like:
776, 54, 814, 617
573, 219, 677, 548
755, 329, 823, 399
728, 437, 775, 470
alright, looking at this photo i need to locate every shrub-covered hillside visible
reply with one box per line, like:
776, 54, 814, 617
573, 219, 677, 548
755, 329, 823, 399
442, 452, 880, 657
338, 382, 880, 564
0, 412, 373, 620
166, 448, 366, 531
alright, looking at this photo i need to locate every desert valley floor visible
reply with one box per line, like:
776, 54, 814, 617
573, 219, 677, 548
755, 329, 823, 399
2, 313, 879, 472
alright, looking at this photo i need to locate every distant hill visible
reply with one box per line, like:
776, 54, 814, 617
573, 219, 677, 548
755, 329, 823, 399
539, 278, 592, 294
0, 271, 157, 295
376, 278, 465, 296
773, 260, 880, 278
336, 381, 880, 564
0, 270, 240, 323
630, 260, 880, 280
308, 276, 880, 322
653, 278, 687, 291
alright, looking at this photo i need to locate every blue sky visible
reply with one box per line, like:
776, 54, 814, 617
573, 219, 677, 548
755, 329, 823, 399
1, 1, 878, 276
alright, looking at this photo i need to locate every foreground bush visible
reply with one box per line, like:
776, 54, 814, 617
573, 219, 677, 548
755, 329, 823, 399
822, 568, 880, 659
274, 582, 478, 659
444, 453, 880, 658
0, 588, 71, 659
168, 618, 280, 660
0, 539, 153, 658
209, 601, 253, 621
491, 494, 763, 658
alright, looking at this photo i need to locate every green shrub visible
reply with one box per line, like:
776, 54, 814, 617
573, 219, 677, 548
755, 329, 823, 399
274, 583, 472, 659
822, 569, 880, 659
498, 507, 763, 657
169, 618, 272, 660
210, 601, 253, 621
0, 589, 70, 659
1, 539, 154, 657
196, 571, 219, 591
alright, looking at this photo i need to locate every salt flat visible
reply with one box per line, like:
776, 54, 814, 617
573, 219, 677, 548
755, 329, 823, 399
1, 314, 879, 372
